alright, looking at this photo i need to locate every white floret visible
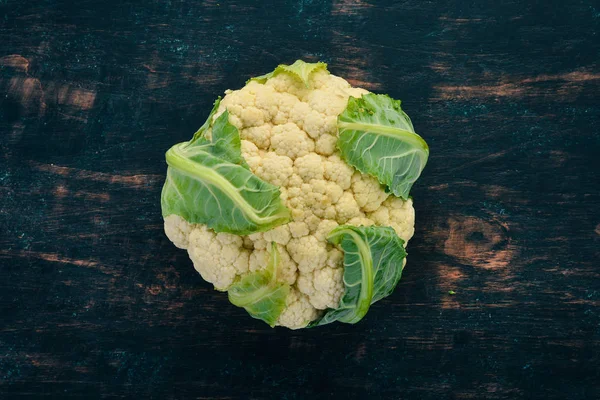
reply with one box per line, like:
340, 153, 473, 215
240, 139, 259, 157
324, 155, 354, 190
218, 89, 258, 129
248, 249, 268, 272
239, 107, 265, 127
187, 226, 249, 291
279, 187, 288, 203
255, 152, 294, 186
163, 214, 194, 249
314, 219, 339, 241
311, 69, 350, 92
294, 153, 324, 181
263, 224, 291, 246
335, 192, 362, 223
304, 213, 323, 232
386, 197, 416, 243
312, 267, 345, 309
266, 73, 310, 98
241, 124, 272, 149
306, 89, 349, 117
270, 123, 315, 160
304, 111, 337, 139
277, 289, 319, 329
297, 267, 344, 310
326, 248, 344, 268
288, 173, 304, 187
298, 180, 336, 219
325, 181, 343, 204
253, 84, 279, 120
240, 140, 262, 171
351, 172, 390, 212
368, 197, 416, 243
315, 134, 338, 156
247, 232, 267, 250
272, 92, 301, 125
248, 244, 297, 285
286, 235, 328, 273
288, 221, 309, 238
289, 101, 312, 130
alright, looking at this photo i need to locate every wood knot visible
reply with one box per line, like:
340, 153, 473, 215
444, 216, 513, 269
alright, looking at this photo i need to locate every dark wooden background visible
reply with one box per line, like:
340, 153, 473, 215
1, 0, 599, 399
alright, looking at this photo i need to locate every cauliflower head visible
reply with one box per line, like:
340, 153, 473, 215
161, 60, 428, 329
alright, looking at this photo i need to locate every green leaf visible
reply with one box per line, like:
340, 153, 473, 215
337, 93, 429, 199
248, 60, 328, 88
204, 111, 249, 168
191, 97, 221, 142
310, 225, 407, 326
228, 243, 290, 327
161, 110, 291, 235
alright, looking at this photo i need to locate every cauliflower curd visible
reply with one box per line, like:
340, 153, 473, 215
162, 61, 427, 329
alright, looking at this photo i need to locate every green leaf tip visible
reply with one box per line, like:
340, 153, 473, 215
248, 60, 329, 88
337, 93, 429, 200
228, 242, 290, 327
190, 97, 222, 142
310, 225, 407, 327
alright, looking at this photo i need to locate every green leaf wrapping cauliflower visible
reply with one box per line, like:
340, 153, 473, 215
161, 60, 429, 329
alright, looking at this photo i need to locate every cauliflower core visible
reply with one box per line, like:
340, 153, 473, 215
164, 69, 415, 329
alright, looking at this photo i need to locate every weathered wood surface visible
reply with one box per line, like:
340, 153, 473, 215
1, 1, 599, 398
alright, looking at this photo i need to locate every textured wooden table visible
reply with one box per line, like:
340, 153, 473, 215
1, 1, 599, 399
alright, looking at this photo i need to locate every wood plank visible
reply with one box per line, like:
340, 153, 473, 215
0, 0, 598, 398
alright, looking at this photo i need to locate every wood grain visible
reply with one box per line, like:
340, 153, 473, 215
1, 0, 599, 399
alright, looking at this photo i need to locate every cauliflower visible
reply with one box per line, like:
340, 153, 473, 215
161, 60, 428, 329
185, 225, 250, 291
